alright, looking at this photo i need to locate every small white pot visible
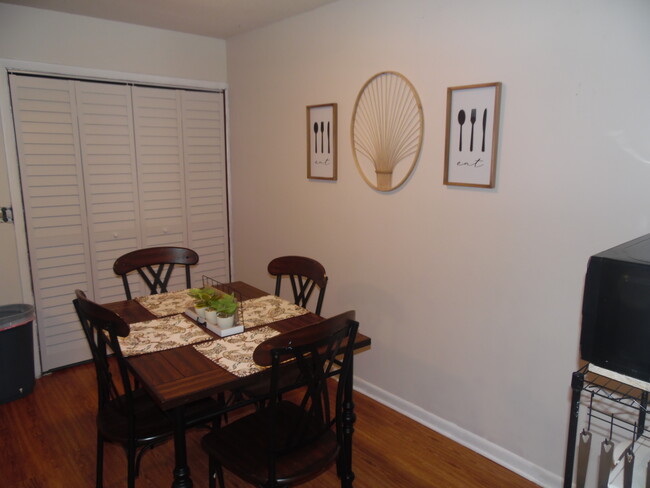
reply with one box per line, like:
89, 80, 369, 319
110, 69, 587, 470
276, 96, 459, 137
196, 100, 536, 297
204, 309, 218, 323
195, 305, 207, 319
216, 314, 235, 329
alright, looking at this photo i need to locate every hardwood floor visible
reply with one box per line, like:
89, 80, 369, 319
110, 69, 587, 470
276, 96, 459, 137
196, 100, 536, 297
0, 362, 539, 487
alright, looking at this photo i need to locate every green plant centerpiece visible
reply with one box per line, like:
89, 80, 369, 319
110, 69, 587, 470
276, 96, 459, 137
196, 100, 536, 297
188, 287, 218, 319
207, 292, 238, 329
188, 287, 238, 328
209, 293, 238, 318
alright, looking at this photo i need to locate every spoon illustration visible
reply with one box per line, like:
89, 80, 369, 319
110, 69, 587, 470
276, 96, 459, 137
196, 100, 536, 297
320, 121, 324, 153
458, 110, 466, 151
313, 122, 318, 153
470, 108, 476, 152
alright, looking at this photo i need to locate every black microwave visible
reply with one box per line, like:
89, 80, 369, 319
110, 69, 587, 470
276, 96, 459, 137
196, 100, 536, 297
580, 233, 650, 382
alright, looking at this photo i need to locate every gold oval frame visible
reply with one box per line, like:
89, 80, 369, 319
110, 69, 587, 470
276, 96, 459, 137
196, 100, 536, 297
351, 71, 424, 192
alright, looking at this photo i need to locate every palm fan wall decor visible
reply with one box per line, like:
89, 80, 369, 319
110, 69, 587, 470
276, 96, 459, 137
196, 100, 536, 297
351, 71, 424, 192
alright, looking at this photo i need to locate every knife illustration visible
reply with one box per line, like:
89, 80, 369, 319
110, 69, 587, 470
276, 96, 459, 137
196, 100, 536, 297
470, 109, 476, 151
327, 122, 330, 154
481, 108, 487, 152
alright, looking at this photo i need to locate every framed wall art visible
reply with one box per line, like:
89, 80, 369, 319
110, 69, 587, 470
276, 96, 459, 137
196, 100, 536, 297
351, 71, 424, 192
443, 82, 502, 188
307, 103, 337, 180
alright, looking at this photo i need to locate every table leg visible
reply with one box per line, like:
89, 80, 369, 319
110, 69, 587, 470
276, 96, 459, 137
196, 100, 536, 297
340, 359, 356, 488
172, 405, 193, 488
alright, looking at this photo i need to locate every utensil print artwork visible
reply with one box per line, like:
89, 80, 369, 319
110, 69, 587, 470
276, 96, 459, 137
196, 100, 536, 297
458, 109, 466, 151
307, 103, 337, 180
444, 82, 501, 188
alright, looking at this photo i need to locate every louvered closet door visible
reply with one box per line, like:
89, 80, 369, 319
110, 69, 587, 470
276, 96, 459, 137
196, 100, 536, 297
10, 75, 230, 371
131, 86, 189, 291
181, 90, 230, 283
75, 82, 142, 303
9, 75, 93, 371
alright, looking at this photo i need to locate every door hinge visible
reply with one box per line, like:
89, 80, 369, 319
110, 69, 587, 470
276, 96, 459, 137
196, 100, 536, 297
1, 207, 13, 223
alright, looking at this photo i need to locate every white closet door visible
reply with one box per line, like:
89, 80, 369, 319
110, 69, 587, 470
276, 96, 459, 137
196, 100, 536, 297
9, 74, 93, 371
75, 81, 142, 303
181, 90, 230, 284
10, 75, 230, 371
131, 86, 190, 291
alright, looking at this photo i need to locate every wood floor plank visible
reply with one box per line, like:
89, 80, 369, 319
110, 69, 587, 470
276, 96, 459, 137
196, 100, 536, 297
0, 363, 539, 487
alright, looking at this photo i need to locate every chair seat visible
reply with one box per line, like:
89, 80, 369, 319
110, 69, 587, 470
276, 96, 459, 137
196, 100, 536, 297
234, 361, 302, 404
202, 400, 339, 486
99, 389, 219, 445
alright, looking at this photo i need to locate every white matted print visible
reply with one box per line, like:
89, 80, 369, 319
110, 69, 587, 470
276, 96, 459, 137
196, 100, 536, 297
444, 82, 502, 188
307, 103, 337, 180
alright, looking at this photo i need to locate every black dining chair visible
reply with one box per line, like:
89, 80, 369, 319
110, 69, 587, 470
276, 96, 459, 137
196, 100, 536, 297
201, 310, 359, 488
267, 256, 328, 315
113, 246, 199, 300
73, 289, 219, 488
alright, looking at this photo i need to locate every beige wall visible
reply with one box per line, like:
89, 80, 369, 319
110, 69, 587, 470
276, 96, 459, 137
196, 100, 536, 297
227, 0, 650, 484
0, 3, 227, 305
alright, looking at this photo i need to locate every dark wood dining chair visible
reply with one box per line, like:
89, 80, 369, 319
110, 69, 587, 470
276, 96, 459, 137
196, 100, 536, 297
201, 310, 359, 488
267, 256, 328, 315
113, 246, 199, 300
73, 289, 219, 488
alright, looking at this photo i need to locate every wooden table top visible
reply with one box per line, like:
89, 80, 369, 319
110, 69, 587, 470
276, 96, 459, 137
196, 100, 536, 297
103, 281, 370, 410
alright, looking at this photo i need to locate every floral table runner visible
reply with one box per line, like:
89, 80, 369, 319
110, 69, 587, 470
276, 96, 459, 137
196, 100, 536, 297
135, 289, 195, 317
118, 314, 213, 357
193, 326, 280, 377
240, 295, 309, 328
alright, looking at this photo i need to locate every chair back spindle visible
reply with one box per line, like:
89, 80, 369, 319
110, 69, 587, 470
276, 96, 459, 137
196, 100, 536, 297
113, 246, 199, 300
74, 290, 133, 412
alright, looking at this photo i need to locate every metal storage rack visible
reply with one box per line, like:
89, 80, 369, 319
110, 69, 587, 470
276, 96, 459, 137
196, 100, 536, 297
564, 364, 649, 487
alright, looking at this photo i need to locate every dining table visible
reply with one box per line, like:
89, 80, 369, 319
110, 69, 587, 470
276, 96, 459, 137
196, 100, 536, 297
103, 280, 371, 488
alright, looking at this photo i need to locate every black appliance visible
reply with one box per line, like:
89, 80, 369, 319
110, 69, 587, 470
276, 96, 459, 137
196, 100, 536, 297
580, 233, 650, 382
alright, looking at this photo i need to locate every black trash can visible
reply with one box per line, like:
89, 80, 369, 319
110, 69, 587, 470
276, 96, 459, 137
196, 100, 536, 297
0, 304, 35, 404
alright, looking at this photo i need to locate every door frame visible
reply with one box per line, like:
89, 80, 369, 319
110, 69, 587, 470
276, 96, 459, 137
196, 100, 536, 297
0, 58, 230, 377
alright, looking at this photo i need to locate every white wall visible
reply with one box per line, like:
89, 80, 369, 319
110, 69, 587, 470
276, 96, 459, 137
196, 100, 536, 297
227, 0, 650, 485
0, 3, 227, 304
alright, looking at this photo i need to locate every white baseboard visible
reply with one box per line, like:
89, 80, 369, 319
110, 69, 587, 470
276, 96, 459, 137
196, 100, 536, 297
353, 376, 562, 488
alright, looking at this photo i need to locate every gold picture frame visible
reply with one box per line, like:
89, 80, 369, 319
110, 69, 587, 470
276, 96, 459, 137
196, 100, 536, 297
307, 103, 337, 180
351, 71, 424, 192
444, 82, 502, 188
